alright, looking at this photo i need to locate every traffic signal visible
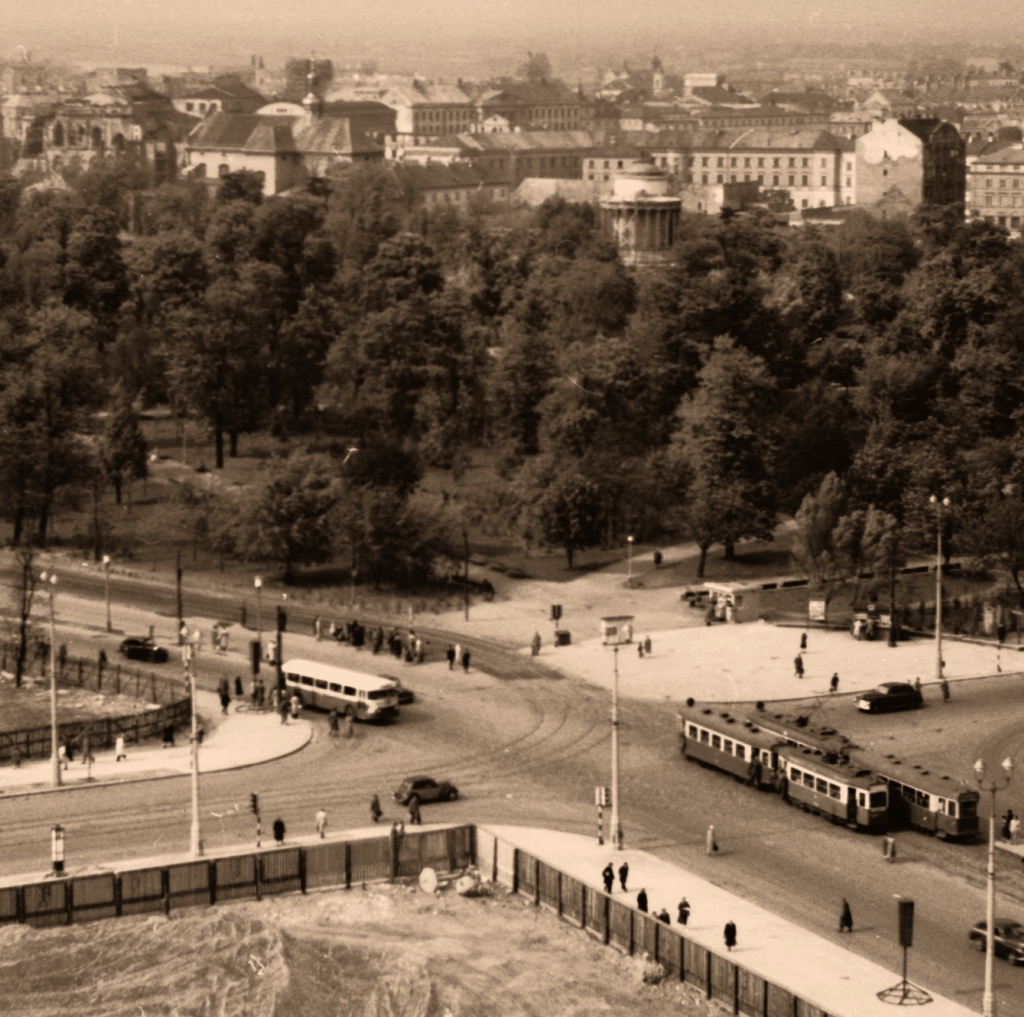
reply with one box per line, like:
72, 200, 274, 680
250, 792, 259, 816
898, 898, 914, 948
250, 639, 260, 675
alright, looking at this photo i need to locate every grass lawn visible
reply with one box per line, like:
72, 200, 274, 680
0, 675, 157, 735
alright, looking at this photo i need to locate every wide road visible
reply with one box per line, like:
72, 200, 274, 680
2, 569, 1024, 1015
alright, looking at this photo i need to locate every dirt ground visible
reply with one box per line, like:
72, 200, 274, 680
0, 881, 713, 1017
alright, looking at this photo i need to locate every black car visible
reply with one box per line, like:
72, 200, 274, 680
855, 682, 923, 714
393, 680, 415, 705
393, 775, 458, 805
969, 919, 1024, 964
118, 637, 169, 664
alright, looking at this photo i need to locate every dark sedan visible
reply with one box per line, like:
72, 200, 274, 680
969, 919, 1024, 964
856, 682, 923, 714
118, 637, 169, 664
393, 775, 458, 805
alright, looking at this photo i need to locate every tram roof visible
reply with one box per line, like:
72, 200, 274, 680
748, 711, 853, 755
778, 743, 884, 788
677, 705, 787, 750
848, 749, 979, 799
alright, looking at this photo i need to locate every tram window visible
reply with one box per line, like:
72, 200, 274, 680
688, 725, 698, 738
902, 786, 916, 801
314, 679, 328, 689
724, 739, 733, 754
711, 735, 721, 749
735, 745, 745, 761
816, 778, 828, 794
804, 773, 815, 788
870, 791, 887, 808
790, 768, 801, 782
947, 800, 957, 817
700, 729, 709, 743
858, 793, 866, 807
916, 791, 930, 808
828, 783, 840, 800
763, 751, 773, 766
329, 683, 341, 692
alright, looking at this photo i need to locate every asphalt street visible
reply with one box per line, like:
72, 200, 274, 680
2, 567, 1023, 1015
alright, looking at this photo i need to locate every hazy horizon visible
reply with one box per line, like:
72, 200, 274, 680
3, 0, 1023, 77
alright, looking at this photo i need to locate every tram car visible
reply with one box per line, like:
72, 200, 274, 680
863, 757, 980, 841
677, 706, 782, 790
775, 743, 889, 832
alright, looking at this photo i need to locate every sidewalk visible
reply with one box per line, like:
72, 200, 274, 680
0, 689, 312, 798
483, 825, 977, 1017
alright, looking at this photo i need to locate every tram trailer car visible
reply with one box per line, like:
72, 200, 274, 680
776, 745, 889, 832
865, 758, 980, 840
677, 707, 781, 789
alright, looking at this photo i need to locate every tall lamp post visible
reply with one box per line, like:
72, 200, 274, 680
185, 636, 203, 859
254, 576, 262, 647
627, 535, 634, 584
610, 646, 623, 849
40, 571, 61, 787
930, 496, 950, 684
974, 756, 1014, 1017
103, 554, 112, 633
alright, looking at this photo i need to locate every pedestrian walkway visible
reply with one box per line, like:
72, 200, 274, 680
482, 825, 977, 1017
0, 690, 312, 798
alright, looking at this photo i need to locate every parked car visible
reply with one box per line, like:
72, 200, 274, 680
855, 682, 923, 714
968, 919, 1024, 964
118, 637, 169, 664
393, 680, 415, 705
393, 775, 458, 805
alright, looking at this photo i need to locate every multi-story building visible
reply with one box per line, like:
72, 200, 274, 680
474, 80, 588, 133
855, 118, 965, 207
966, 142, 1024, 235
381, 79, 475, 142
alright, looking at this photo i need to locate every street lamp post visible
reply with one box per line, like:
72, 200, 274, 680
930, 496, 950, 685
254, 576, 262, 647
40, 571, 61, 787
610, 646, 623, 849
103, 554, 112, 633
974, 756, 1014, 1017
627, 535, 634, 584
185, 637, 203, 859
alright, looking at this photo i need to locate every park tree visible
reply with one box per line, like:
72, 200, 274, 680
967, 494, 1024, 606
862, 506, 907, 647
124, 229, 209, 324
217, 169, 264, 206
101, 391, 149, 505
791, 472, 853, 614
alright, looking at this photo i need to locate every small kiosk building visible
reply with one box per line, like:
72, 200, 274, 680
600, 615, 635, 645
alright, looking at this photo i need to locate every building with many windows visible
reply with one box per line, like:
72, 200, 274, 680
966, 143, 1024, 235
381, 79, 475, 142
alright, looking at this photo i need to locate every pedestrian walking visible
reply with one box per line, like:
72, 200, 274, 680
800, 632, 807, 651
446, 644, 456, 669
115, 734, 126, 762
314, 615, 321, 640
618, 861, 629, 892
81, 730, 95, 766
370, 794, 382, 823
1010, 815, 1021, 844
328, 708, 339, 737
408, 795, 422, 825
454, 643, 462, 669
794, 654, 804, 679
677, 897, 690, 926
279, 698, 289, 724
830, 672, 839, 695
706, 824, 718, 855
531, 632, 542, 657
315, 808, 328, 839
461, 648, 471, 673
941, 677, 950, 703
162, 724, 175, 747
290, 693, 301, 720
840, 898, 853, 933
724, 921, 737, 951
344, 713, 354, 738
638, 642, 644, 658
58, 742, 69, 770
644, 635, 652, 654
220, 689, 231, 714
636, 888, 648, 913
913, 675, 921, 694
883, 835, 897, 862
272, 818, 285, 844
602, 863, 615, 893
656, 908, 670, 925
1002, 810, 1015, 841
235, 675, 243, 697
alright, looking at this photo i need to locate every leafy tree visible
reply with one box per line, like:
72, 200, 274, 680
791, 473, 852, 614
63, 207, 128, 342
204, 199, 256, 272
862, 506, 907, 647
216, 452, 341, 581
101, 391, 149, 505
124, 230, 208, 324
217, 170, 264, 206
967, 494, 1024, 605
518, 52, 553, 83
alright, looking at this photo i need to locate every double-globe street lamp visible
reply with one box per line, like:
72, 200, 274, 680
973, 756, 1014, 1017
39, 571, 60, 788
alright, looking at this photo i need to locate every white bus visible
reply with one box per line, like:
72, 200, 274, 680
281, 659, 400, 721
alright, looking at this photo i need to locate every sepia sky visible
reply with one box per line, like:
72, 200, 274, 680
3, 0, 1022, 70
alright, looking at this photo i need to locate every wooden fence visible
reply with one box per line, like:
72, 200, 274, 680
475, 828, 832, 1017
1, 639, 189, 764
0, 825, 474, 928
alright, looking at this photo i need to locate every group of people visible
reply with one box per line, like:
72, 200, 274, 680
445, 643, 471, 672
366, 792, 420, 826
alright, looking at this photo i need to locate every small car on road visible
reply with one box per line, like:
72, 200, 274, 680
968, 919, 1024, 964
855, 682, 923, 714
393, 680, 414, 705
393, 775, 458, 805
118, 637, 169, 664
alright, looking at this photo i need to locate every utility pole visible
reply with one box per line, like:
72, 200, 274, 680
41, 571, 61, 788
931, 495, 950, 684
103, 554, 112, 632
610, 646, 623, 849
176, 550, 183, 635
185, 637, 203, 858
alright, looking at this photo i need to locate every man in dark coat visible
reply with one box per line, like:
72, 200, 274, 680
618, 861, 629, 892
636, 888, 648, 913
273, 818, 286, 844
840, 899, 853, 932
677, 898, 690, 926
724, 921, 737, 951
602, 863, 615, 893
656, 908, 670, 924
461, 648, 471, 673
794, 654, 804, 678
446, 644, 456, 670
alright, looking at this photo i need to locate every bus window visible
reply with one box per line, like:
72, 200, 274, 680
688, 725, 698, 738
711, 735, 721, 749
700, 730, 709, 743
315, 679, 328, 689
301, 676, 314, 686
804, 773, 815, 788
828, 783, 840, 800
947, 800, 957, 817
790, 768, 801, 782
735, 744, 745, 761
343, 686, 356, 696
816, 778, 828, 794
329, 683, 341, 692
285, 673, 298, 684
724, 739, 733, 754
870, 791, 887, 808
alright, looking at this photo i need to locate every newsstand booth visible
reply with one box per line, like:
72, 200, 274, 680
705, 582, 761, 624
600, 615, 635, 645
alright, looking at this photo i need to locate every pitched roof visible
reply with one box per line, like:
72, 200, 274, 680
384, 81, 473, 106
455, 129, 607, 153
392, 161, 510, 189
477, 81, 582, 107
187, 110, 382, 156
